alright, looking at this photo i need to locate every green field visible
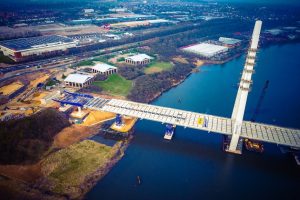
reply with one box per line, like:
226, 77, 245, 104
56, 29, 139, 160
93, 74, 132, 96
144, 62, 173, 74
75, 60, 94, 67
42, 140, 116, 195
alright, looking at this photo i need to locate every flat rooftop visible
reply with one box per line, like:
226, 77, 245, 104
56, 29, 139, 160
219, 37, 241, 45
91, 63, 117, 73
126, 54, 153, 62
182, 43, 228, 57
0, 35, 75, 51
64, 73, 94, 84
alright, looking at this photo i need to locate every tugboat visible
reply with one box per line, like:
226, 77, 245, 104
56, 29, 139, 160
244, 139, 264, 153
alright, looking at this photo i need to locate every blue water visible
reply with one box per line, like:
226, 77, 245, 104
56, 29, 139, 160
87, 44, 300, 200
90, 135, 116, 147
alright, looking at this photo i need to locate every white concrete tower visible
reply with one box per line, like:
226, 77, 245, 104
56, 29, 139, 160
227, 20, 262, 153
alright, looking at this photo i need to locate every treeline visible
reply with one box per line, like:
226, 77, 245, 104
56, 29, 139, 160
118, 65, 145, 80
127, 62, 193, 103
0, 108, 70, 164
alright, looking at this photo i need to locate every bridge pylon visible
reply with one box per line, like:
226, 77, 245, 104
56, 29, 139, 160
225, 20, 263, 154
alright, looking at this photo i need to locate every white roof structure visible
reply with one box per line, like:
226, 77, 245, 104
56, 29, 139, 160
148, 19, 170, 24
64, 73, 94, 84
126, 54, 153, 62
265, 29, 283, 35
219, 37, 241, 45
182, 43, 228, 58
91, 63, 117, 73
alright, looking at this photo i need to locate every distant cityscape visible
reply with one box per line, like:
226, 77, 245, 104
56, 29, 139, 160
0, 1, 299, 200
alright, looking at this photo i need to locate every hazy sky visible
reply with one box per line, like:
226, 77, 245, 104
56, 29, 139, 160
213, 0, 300, 5
1, 0, 300, 5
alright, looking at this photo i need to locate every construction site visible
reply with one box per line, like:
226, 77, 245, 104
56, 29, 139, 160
0, 68, 137, 134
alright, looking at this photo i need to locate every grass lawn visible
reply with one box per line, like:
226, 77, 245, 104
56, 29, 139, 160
75, 60, 94, 67
74, 57, 114, 68
42, 140, 117, 195
93, 74, 132, 96
144, 61, 173, 74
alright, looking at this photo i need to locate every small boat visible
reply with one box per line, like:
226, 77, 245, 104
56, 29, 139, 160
136, 176, 141, 185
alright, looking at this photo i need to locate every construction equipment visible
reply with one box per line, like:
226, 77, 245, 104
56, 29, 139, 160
245, 80, 270, 153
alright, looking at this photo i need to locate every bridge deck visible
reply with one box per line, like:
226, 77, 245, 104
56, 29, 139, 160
83, 97, 300, 148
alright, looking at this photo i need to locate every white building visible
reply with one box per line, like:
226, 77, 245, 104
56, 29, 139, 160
109, 8, 127, 12
218, 37, 241, 47
182, 43, 228, 58
84, 9, 94, 13
91, 63, 117, 75
64, 73, 94, 88
125, 54, 153, 65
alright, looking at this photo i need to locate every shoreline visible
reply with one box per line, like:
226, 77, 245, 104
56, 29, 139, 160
77, 135, 133, 199
1, 41, 297, 200
140, 53, 243, 104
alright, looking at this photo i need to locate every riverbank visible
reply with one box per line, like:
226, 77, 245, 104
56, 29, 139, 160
86, 42, 300, 200
0, 114, 133, 200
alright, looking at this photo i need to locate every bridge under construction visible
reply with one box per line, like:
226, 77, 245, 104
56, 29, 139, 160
54, 20, 300, 154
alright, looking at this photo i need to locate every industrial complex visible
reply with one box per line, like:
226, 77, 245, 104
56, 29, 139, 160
0, 35, 77, 61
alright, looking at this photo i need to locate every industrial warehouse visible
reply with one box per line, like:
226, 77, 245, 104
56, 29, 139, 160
182, 42, 229, 58
218, 37, 242, 47
0, 35, 77, 61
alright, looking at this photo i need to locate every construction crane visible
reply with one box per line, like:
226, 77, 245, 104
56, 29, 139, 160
251, 80, 269, 122
245, 80, 270, 153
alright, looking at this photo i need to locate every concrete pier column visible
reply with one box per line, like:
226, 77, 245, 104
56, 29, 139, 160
78, 106, 82, 115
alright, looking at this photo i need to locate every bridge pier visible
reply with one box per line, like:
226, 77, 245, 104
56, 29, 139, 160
224, 135, 243, 154
115, 114, 123, 127
164, 124, 175, 140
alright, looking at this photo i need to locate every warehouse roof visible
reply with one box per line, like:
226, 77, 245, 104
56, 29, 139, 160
126, 54, 153, 62
64, 73, 94, 84
91, 63, 117, 73
219, 37, 241, 45
182, 43, 228, 57
0, 35, 75, 51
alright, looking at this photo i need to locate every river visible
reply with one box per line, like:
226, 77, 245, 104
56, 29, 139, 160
87, 43, 300, 200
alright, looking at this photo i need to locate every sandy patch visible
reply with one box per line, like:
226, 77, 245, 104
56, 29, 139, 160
172, 56, 189, 64
83, 110, 116, 126
53, 125, 99, 149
